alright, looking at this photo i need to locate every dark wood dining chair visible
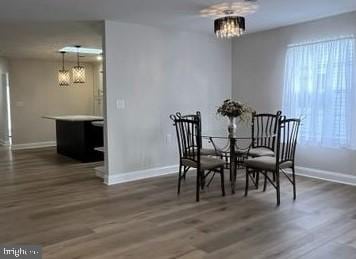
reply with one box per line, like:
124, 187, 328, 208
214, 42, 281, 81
170, 112, 226, 202
249, 111, 282, 157
175, 112, 224, 188
176, 112, 222, 157
245, 111, 282, 188
244, 118, 301, 206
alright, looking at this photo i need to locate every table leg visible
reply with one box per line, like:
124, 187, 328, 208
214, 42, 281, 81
230, 138, 237, 194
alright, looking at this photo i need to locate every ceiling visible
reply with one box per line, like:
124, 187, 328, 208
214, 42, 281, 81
0, 22, 102, 62
0, 0, 355, 60
0, 0, 355, 33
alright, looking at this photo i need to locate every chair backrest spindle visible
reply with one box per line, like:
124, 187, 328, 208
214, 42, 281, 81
251, 111, 282, 151
170, 112, 201, 164
276, 118, 301, 165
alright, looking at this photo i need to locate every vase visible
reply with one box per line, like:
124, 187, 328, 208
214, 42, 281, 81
228, 117, 238, 137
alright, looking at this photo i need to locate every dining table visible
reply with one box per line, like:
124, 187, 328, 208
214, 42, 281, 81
202, 133, 276, 194
203, 133, 252, 194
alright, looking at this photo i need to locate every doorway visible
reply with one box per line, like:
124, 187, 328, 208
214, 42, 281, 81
0, 72, 12, 147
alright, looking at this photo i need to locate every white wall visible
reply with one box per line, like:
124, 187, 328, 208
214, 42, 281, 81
93, 62, 103, 116
0, 57, 9, 144
232, 11, 356, 175
8, 59, 95, 145
104, 21, 231, 182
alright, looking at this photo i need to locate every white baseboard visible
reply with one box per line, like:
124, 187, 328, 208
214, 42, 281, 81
11, 141, 56, 150
103, 164, 356, 187
95, 166, 106, 178
105, 165, 178, 185
295, 166, 356, 186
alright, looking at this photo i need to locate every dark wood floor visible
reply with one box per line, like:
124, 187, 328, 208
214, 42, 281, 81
1, 148, 356, 259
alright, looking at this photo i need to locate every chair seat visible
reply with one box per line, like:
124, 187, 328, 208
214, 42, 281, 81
248, 147, 275, 157
188, 147, 222, 156
200, 148, 223, 156
182, 156, 225, 170
244, 156, 292, 171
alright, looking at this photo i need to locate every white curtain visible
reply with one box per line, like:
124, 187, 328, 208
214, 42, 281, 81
283, 37, 355, 148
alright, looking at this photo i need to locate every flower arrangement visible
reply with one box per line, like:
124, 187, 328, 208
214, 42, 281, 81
217, 99, 254, 121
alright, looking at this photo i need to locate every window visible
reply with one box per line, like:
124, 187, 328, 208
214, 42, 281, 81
283, 37, 355, 148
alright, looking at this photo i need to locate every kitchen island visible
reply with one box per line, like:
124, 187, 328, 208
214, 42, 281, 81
43, 115, 104, 162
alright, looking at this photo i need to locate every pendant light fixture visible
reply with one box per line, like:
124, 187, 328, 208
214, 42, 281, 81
214, 11, 245, 39
72, 45, 86, 84
58, 51, 70, 87
201, 1, 259, 39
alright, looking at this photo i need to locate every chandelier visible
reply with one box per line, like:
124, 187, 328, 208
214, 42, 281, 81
72, 45, 86, 84
58, 51, 70, 87
201, 2, 259, 39
214, 11, 245, 39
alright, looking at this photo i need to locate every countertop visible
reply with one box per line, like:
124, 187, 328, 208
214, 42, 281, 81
43, 115, 104, 122
92, 121, 104, 127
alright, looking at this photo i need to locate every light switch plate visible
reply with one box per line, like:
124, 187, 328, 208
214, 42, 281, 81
116, 99, 125, 110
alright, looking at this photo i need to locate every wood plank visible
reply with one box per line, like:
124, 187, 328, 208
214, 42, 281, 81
1, 147, 356, 258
